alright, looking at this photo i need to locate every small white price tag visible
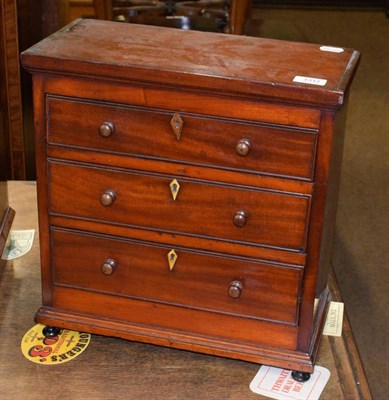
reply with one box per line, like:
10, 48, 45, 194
323, 301, 344, 337
293, 76, 327, 86
250, 365, 330, 400
320, 46, 344, 53
314, 300, 344, 337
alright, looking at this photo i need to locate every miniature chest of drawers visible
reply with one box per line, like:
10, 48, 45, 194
22, 19, 359, 377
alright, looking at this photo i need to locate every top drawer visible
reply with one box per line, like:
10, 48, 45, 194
47, 96, 317, 181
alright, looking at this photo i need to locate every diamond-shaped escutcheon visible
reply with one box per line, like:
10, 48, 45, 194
167, 249, 178, 271
170, 113, 184, 140
169, 179, 180, 200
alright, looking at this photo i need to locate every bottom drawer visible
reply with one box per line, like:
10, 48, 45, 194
51, 228, 302, 325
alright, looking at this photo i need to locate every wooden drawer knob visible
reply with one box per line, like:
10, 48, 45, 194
233, 210, 249, 227
100, 189, 116, 206
228, 280, 243, 299
101, 259, 117, 275
99, 121, 115, 138
235, 138, 251, 156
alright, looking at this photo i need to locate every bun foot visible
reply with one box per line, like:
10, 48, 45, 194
291, 370, 311, 382
42, 326, 61, 337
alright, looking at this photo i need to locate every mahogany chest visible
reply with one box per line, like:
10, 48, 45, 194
21, 19, 359, 377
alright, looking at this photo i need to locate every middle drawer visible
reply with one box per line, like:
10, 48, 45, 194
48, 161, 310, 251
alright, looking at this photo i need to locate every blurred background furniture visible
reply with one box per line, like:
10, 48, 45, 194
0, 0, 25, 180
0, 0, 18, 271
94, 0, 252, 34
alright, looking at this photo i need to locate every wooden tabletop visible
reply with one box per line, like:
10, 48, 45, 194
21, 19, 360, 107
0, 181, 371, 400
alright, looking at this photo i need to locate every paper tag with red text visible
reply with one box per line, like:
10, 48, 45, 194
250, 365, 330, 400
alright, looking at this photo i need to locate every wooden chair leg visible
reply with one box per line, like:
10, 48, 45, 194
229, 0, 251, 35
94, 0, 113, 20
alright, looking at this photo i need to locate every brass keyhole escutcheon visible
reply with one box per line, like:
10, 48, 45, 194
170, 113, 184, 140
169, 179, 180, 200
167, 249, 178, 271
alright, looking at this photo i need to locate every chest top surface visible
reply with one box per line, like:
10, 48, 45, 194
21, 19, 359, 108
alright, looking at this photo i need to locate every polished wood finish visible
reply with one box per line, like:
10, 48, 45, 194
47, 96, 318, 180
16, 0, 43, 180
22, 19, 358, 107
68, 0, 95, 22
0, 0, 25, 180
94, 0, 112, 20
41, 0, 69, 37
21, 19, 359, 373
229, 0, 251, 34
48, 161, 310, 250
1, 181, 372, 399
52, 228, 302, 324
41, 76, 322, 128
0, 0, 18, 264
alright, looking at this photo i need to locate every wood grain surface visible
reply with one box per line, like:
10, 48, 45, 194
47, 96, 317, 180
0, 181, 372, 400
21, 19, 360, 107
51, 228, 302, 325
0, 0, 25, 179
48, 161, 311, 251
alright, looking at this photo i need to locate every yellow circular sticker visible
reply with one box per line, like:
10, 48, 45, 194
21, 324, 91, 365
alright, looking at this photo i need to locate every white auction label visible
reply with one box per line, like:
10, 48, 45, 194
314, 300, 344, 337
323, 301, 344, 337
250, 365, 330, 400
1, 229, 35, 260
320, 46, 344, 53
293, 76, 327, 86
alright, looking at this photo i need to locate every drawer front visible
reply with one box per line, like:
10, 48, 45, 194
52, 229, 302, 325
49, 161, 310, 251
47, 97, 317, 180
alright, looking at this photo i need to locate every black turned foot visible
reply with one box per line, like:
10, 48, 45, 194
42, 326, 61, 337
291, 370, 311, 382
